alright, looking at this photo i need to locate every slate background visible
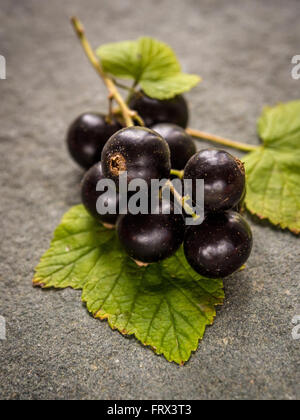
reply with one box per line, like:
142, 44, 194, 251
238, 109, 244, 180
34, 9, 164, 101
0, 0, 299, 400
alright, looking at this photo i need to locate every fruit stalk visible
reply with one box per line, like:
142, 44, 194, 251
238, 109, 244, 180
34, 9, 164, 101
186, 128, 259, 153
170, 169, 184, 179
164, 180, 200, 221
71, 17, 138, 127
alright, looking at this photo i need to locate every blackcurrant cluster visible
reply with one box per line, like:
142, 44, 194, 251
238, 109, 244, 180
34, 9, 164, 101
67, 91, 252, 278
67, 92, 189, 170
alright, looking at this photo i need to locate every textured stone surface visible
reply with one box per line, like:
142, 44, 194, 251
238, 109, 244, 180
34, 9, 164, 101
0, 0, 299, 400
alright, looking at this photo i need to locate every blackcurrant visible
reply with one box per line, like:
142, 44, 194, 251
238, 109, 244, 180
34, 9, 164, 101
184, 149, 245, 212
129, 91, 189, 128
184, 211, 253, 278
117, 199, 185, 264
101, 126, 171, 188
81, 162, 120, 226
67, 113, 121, 169
151, 123, 196, 170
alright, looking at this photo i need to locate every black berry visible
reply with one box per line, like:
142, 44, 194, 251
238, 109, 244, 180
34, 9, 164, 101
67, 113, 121, 169
184, 149, 245, 212
129, 91, 189, 128
81, 162, 119, 226
184, 211, 253, 278
151, 123, 196, 170
101, 126, 171, 188
117, 200, 185, 264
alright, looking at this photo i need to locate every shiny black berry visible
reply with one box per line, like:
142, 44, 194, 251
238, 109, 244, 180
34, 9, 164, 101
184, 211, 253, 278
117, 200, 185, 264
151, 123, 196, 170
129, 91, 189, 128
81, 162, 119, 226
67, 113, 121, 169
184, 149, 245, 212
101, 126, 171, 188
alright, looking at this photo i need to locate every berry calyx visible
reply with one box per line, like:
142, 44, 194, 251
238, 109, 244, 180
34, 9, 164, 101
81, 162, 120, 226
101, 126, 171, 188
151, 123, 196, 170
117, 200, 185, 264
184, 211, 253, 278
67, 113, 121, 169
129, 91, 189, 128
184, 149, 245, 212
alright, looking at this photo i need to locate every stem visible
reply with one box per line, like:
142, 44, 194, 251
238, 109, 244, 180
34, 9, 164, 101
132, 113, 145, 127
164, 180, 200, 221
126, 80, 138, 103
113, 80, 133, 92
71, 17, 135, 127
186, 128, 259, 153
170, 169, 184, 179
106, 94, 114, 123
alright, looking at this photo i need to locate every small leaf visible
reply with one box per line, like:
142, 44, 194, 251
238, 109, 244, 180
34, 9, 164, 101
96, 37, 201, 99
244, 100, 300, 234
34, 205, 224, 365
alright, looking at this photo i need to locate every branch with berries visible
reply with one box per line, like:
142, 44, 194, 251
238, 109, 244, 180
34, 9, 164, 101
33, 17, 300, 366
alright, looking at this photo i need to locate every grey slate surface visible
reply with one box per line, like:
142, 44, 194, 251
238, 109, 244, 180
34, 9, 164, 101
0, 0, 299, 400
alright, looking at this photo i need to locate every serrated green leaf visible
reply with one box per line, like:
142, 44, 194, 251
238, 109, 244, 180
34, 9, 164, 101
96, 37, 201, 99
97, 38, 180, 81
244, 100, 300, 234
34, 205, 224, 365
258, 101, 300, 148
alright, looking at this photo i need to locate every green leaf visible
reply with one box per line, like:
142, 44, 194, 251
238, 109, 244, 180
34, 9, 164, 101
96, 37, 201, 99
141, 73, 201, 100
244, 100, 300, 234
34, 205, 224, 365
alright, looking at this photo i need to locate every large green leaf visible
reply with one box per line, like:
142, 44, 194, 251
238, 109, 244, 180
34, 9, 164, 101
96, 37, 201, 99
33, 205, 224, 365
244, 101, 300, 234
